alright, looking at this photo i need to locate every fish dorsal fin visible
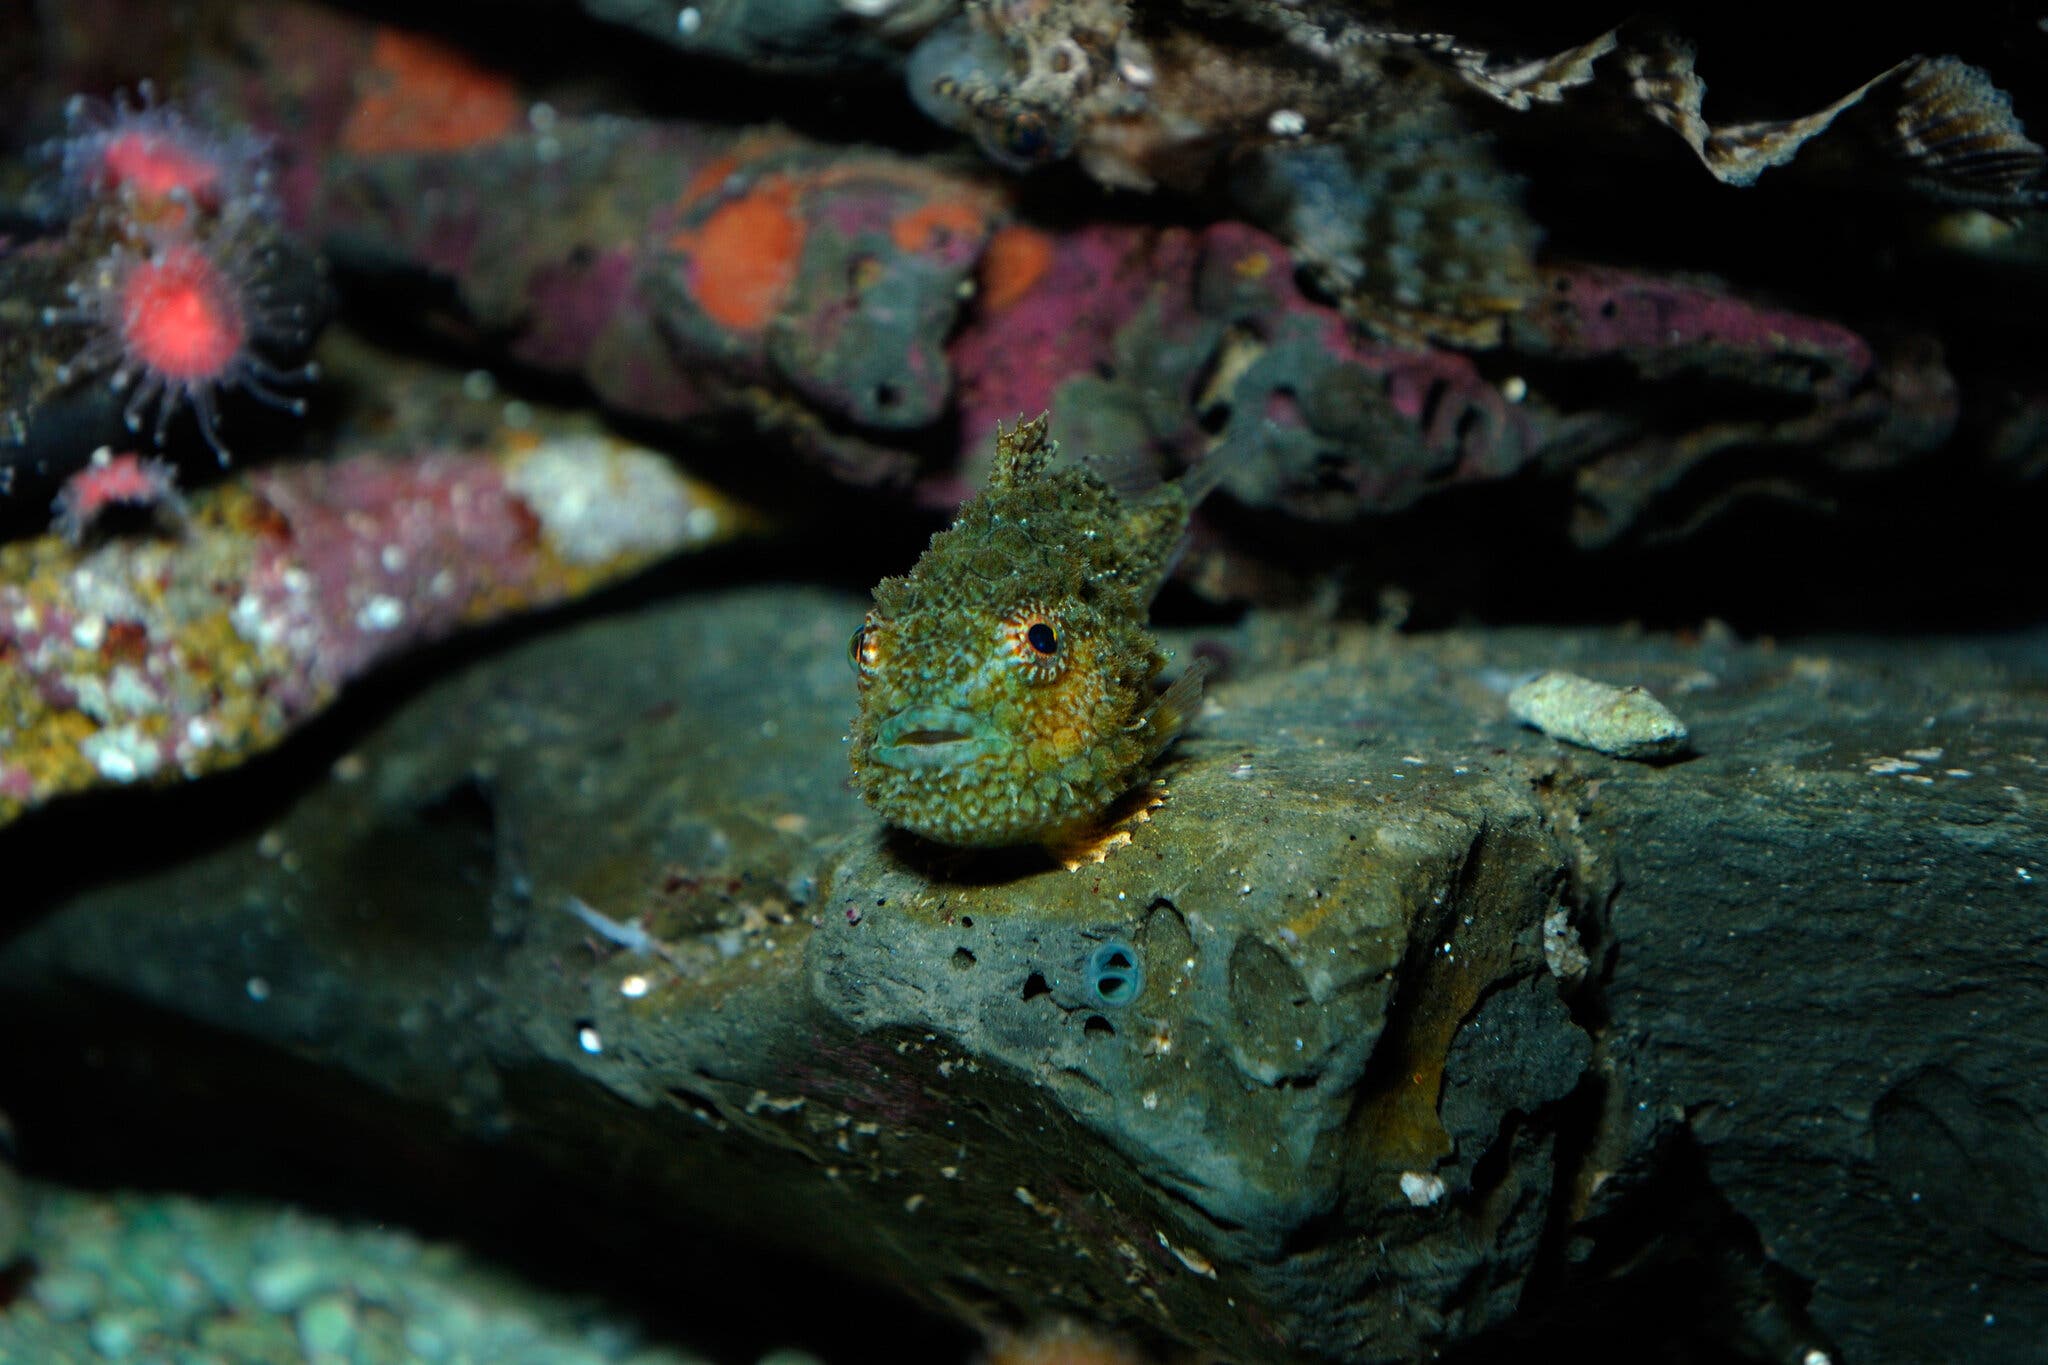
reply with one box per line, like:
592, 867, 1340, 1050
990, 413, 1056, 488
1080, 438, 1164, 501
1172, 449, 1230, 509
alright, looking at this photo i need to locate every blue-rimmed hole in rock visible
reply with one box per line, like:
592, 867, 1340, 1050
1085, 940, 1143, 1008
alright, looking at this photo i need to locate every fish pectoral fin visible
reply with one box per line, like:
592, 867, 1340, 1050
1142, 659, 1210, 761
1043, 780, 1169, 871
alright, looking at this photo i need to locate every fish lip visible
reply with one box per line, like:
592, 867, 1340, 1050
873, 706, 998, 769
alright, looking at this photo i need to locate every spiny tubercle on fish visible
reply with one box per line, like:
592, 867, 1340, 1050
848, 414, 1205, 854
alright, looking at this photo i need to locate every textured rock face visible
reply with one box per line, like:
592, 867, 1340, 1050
1590, 640, 2048, 1365
0, 587, 1593, 1362
3, 584, 2040, 1362
2, 5, 2046, 1357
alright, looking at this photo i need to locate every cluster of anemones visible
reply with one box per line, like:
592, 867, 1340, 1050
42, 82, 317, 472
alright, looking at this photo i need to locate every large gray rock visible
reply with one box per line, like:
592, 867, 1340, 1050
1587, 634, 2048, 1365
0, 590, 2042, 1363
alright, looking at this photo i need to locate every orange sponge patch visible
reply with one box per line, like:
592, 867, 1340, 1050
891, 197, 987, 254
979, 225, 1055, 314
342, 28, 521, 156
681, 178, 805, 332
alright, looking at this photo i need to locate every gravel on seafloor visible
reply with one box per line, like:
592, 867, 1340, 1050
0, 1180, 822, 1365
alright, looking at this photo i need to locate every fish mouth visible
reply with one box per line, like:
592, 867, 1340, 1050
873, 706, 999, 770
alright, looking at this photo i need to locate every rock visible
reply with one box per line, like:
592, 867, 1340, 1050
579, 0, 943, 73
163, 0, 1965, 553
0, 586, 1594, 1362
0, 1181, 719, 1363
0, 1145, 21, 1271
1586, 635, 2048, 1365
7, 584, 2037, 1361
1507, 671, 1689, 759
0, 335, 759, 830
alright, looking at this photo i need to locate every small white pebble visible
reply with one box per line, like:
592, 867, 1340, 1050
1508, 671, 1687, 759
577, 1025, 603, 1054
620, 974, 650, 999
1267, 108, 1307, 137
677, 6, 702, 35
1400, 1171, 1446, 1206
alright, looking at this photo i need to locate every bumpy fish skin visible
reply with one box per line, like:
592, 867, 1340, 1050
849, 415, 1200, 851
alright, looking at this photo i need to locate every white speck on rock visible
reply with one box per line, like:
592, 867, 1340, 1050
1400, 1171, 1446, 1207
82, 724, 162, 783
508, 435, 709, 564
355, 595, 405, 632
232, 592, 283, 647
1543, 908, 1589, 981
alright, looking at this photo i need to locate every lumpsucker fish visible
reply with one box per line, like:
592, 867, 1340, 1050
849, 414, 1210, 867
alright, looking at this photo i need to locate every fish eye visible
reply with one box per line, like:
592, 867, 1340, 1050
1003, 112, 1051, 161
849, 623, 880, 676
1001, 606, 1066, 682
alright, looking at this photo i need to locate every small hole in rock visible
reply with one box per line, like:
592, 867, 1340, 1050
952, 947, 977, 970
1021, 971, 1051, 1001
1084, 1015, 1115, 1036
1086, 940, 1143, 1006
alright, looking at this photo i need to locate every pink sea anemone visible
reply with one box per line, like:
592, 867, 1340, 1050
54, 81, 274, 222
50, 447, 184, 543
44, 223, 316, 461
